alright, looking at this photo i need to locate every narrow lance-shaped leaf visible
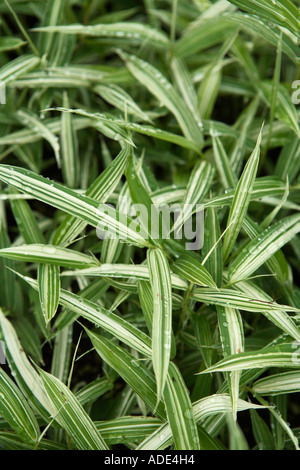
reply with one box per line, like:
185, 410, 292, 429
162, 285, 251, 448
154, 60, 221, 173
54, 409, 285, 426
242, 215, 289, 282
0, 165, 150, 248
34, 22, 169, 48
95, 416, 161, 445
164, 362, 200, 450
0, 368, 40, 444
16, 272, 152, 357
253, 371, 300, 396
61, 91, 79, 188
211, 132, 237, 189
9, 189, 44, 244
193, 313, 214, 369
201, 206, 222, 288
0, 55, 40, 84
62, 263, 188, 291
118, 50, 204, 148
147, 248, 172, 405
137, 394, 267, 450
171, 253, 217, 288
126, 153, 162, 246
37, 367, 108, 450
85, 329, 166, 420
0, 244, 99, 268
50, 324, 73, 384
38, 264, 60, 325
16, 110, 60, 168
94, 84, 151, 123
170, 57, 202, 126
172, 160, 215, 237
191, 288, 299, 313
229, 213, 300, 283
45, 108, 201, 154
199, 344, 300, 374
234, 280, 300, 343
226, 0, 300, 37
223, 128, 262, 262
0, 308, 53, 417
75, 378, 114, 406
217, 305, 244, 420
52, 144, 130, 246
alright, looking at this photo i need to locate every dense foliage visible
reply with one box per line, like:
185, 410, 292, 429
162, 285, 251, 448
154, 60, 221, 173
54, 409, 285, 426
0, 0, 300, 450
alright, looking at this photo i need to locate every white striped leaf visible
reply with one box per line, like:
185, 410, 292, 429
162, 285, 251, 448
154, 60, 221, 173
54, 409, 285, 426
94, 84, 151, 122
199, 344, 300, 373
0, 244, 99, 268
16, 110, 60, 168
62, 263, 188, 290
38, 264, 60, 324
226, 0, 300, 36
212, 133, 237, 189
61, 91, 79, 188
75, 378, 114, 406
118, 51, 204, 148
17, 273, 152, 357
95, 416, 161, 445
0, 368, 40, 444
223, 128, 262, 262
217, 305, 244, 419
192, 288, 299, 313
34, 22, 169, 48
242, 215, 289, 282
172, 161, 215, 235
0, 308, 53, 417
163, 362, 200, 450
0, 55, 40, 84
37, 368, 108, 450
253, 371, 300, 396
0, 165, 150, 248
229, 214, 300, 282
53, 144, 130, 246
171, 254, 217, 288
147, 248, 172, 405
137, 394, 266, 450
85, 330, 166, 420
9, 190, 44, 244
39, 108, 202, 154
236, 280, 300, 342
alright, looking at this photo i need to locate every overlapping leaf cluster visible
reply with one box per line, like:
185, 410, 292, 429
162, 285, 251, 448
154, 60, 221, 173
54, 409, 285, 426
0, 0, 300, 450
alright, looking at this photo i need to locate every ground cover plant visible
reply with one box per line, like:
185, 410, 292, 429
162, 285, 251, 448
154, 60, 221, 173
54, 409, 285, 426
0, 0, 300, 451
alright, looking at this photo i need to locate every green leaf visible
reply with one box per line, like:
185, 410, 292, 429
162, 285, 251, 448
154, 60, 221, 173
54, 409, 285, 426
17, 273, 152, 357
0, 368, 40, 444
38, 264, 60, 324
164, 362, 200, 450
34, 22, 169, 48
53, 144, 130, 247
147, 248, 172, 405
223, 127, 262, 262
85, 330, 166, 420
229, 214, 300, 282
37, 367, 108, 450
192, 287, 299, 313
226, 0, 300, 37
118, 50, 204, 148
61, 263, 188, 290
0, 37, 27, 52
253, 371, 300, 396
61, 91, 79, 188
0, 165, 150, 249
199, 344, 300, 373
0, 244, 99, 268
172, 254, 218, 288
